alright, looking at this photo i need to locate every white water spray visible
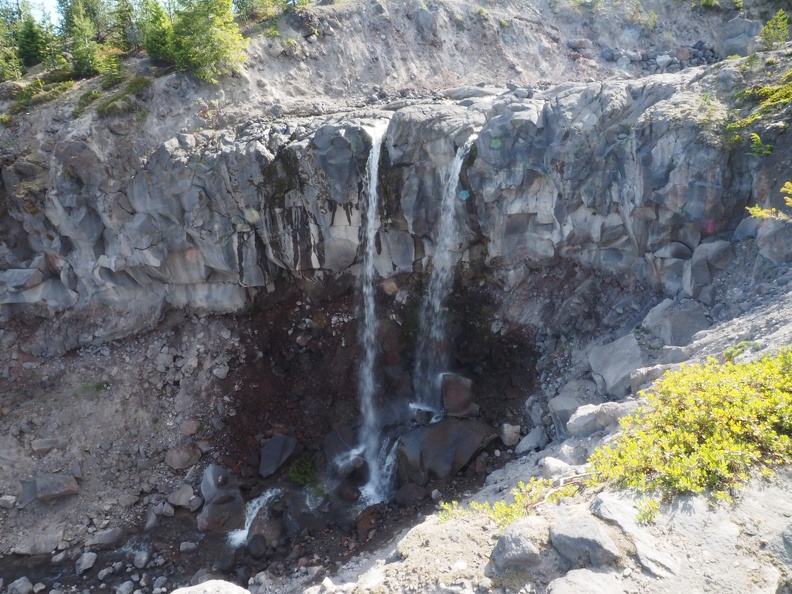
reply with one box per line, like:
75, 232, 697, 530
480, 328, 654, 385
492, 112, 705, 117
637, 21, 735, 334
413, 136, 477, 410
358, 119, 392, 503
227, 488, 282, 548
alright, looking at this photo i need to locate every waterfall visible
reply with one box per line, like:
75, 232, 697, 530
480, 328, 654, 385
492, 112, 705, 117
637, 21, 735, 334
227, 488, 283, 548
358, 119, 391, 503
413, 137, 477, 411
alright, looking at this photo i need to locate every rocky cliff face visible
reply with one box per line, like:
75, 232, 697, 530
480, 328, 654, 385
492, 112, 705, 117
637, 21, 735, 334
2, 56, 788, 355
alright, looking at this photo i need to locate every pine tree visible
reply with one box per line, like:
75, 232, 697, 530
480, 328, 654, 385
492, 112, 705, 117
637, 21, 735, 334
761, 9, 790, 49
170, 0, 247, 83
143, 0, 173, 62
70, 0, 102, 77
39, 17, 67, 72
111, 0, 139, 51
0, 0, 22, 80
17, 14, 44, 67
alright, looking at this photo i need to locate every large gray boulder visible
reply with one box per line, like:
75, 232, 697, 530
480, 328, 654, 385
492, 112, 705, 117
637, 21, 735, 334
197, 465, 244, 532
717, 17, 762, 57
642, 299, 710, 346
491, 516, 549, 571
34, 474, 79, 501
550, 512, 622, 566
588, 333, 644, 397
395, 419, 497, 486
258, 434, 301, 479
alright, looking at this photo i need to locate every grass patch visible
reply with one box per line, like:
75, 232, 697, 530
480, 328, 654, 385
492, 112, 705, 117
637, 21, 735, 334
589, 349, 792, 502
73, 89, 103, 117
5, 80, 74, 118
96, 76, 152, 117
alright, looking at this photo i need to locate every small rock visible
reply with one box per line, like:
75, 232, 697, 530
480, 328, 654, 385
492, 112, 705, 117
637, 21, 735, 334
515, 426, 549, 454
8, 577, 33, 594
168, 484, 195, 508
76, 552, 97, 575
133, 550, 150, 570
180, 542, 198, 553
213, 364, 230, 380
117, 581, 135, 594
0, 494, 17, 508
165, 443, 201, 470
500, 423, 521, 447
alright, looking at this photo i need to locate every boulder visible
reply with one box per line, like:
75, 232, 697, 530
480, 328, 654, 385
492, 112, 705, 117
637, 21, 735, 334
8, 577, 33, 594
756, 219, 792, 265
540, 457, 572, 480
549, 379, 598, 425
259, 434, 301, 479
393, 483, 427, 507
15, 526, 64, 555
491, 516, 549, 571
642, 300, 709, 346
35, 474, 78, 501
197, 464, 244, 532
630, 363, 673, 393
165, 443, 201, 470
396, 419, 497, 486
550, 513, 621, 566
442, 373, 478, 418
566, 404, 601, 437
30, 438, 68, 456
76, 552, 97, 575
168, 484, 195, 509
717, 17, 762, 57
588, 334, 644, 397
594, 401, 639, 428
515, 426, 549, 454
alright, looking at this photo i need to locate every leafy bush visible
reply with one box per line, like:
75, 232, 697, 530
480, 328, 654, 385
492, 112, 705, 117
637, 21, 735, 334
590, 350, 792, 502
439, 477, 580, 528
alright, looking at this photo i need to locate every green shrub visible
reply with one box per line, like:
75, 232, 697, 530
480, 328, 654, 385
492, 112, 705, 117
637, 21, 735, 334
7, 80, 74, 116
439, 477, 579, 528
288, 458, 319, 486
590, 350, 792, 502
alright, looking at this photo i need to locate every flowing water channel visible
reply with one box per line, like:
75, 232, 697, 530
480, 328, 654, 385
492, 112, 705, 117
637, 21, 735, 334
412, 137, 477, 411
357, 119, 392, 503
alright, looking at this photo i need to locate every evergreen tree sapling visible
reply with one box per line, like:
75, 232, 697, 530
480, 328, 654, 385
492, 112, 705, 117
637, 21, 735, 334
171, 0, 247, 82
70, 0, 102, 77
17, 14, 44, 67
143, 0, 173, 62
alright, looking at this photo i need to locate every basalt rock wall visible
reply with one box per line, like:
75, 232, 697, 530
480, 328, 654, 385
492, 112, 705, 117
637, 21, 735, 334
0, 65, 783, 355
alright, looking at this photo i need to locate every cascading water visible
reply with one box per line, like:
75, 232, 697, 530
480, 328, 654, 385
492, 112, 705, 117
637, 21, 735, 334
413, 136, 477, 411
357, 119, 392, 503
227, 488, 283, 548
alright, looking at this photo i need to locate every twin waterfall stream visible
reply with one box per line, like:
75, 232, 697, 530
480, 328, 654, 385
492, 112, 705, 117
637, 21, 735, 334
358, 124, 477, 503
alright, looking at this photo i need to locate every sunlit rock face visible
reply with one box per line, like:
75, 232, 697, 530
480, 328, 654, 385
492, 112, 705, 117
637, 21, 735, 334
1, 66, 774, 355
